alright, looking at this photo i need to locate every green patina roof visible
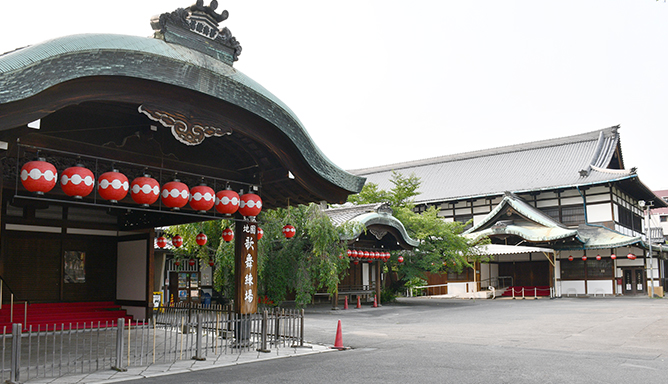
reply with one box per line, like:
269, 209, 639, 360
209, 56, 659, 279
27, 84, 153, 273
0, 33, 365, 195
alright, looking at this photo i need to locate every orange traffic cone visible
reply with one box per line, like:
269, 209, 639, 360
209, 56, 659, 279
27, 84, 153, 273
344, 296, 348, 310
331, 320, 344, 350
356, 296, 361, 309
373, 294, 378, 308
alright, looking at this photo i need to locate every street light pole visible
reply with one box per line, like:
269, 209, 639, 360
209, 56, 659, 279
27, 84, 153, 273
641, 200, 655, 298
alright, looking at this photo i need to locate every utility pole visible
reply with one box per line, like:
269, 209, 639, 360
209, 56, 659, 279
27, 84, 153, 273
640, 200, 655, 297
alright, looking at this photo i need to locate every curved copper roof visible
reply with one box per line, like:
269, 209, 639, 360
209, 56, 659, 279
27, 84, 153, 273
0, 33, 364, 215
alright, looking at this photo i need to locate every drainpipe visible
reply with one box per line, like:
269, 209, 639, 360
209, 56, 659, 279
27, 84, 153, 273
576, 186, 588, 224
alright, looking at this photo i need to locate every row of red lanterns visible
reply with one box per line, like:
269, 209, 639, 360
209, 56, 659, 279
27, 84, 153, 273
346, 249, 392, 262
567, 253, 636, 261
20, 159, 263, 216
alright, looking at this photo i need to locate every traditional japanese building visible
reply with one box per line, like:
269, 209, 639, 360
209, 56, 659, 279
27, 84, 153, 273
323, 203, 418, 307
352, 126, 667, 297
0, 2, 364, 320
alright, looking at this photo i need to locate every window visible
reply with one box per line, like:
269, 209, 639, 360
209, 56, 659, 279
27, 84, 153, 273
539, 207, 560, 222
561, 206, 585, 226
661, 216, 668, 223
454, 214, 473, 230
618, 205, 642, 231
585, 259, 613, 279
560, 259, 585, 280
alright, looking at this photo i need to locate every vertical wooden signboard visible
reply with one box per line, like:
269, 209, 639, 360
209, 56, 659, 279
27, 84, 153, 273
235, 221, 258, 314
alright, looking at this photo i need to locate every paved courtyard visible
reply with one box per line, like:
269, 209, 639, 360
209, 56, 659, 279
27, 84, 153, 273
32, 296, 668, 383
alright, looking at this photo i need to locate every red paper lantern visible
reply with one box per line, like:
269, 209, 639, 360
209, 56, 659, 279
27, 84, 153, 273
222, 227, 234, 242
209, 260, 215, 267
215, 189, 240, 215
98, 170, 129, 203
131, 176, 160, 206
239, 193, 262, 217
20, 160, 57, 194
568, 255, 573, 261
374, 251, 380, 259
172, 235, 183, 248
596, 255, 601, 261
353, 259, 359, 265
196, 232, 208, 246
582, 256, 587, 261
611, 254, 617, 260
190, 185, 215, 212
161, 180, 190, 209
398, 255, 404, 263
351, 250, 358, 257
282, 224, 296, 238
627, 253, 636, 260
156, 236, 167, 248
363, 251, 370, 259
61, 166, 95, 198
347, 249, 352, 257
174, 260, 181, 267
257, 227, 264, 240
188, 258, 196, 267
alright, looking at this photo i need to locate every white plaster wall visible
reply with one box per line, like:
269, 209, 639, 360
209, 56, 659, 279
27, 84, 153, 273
117, 240, 147, 301
473, 214, 487, 227
362, 263, 369, 287
448, 283, 469, 295
587, 203, 613, 222
615, 258, 644, 267
587, 280, 613, 296
561, 280, 586, 296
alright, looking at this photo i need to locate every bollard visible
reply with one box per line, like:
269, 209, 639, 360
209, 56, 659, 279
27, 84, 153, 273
344, 296, 348, 310
373, 294, 378, 308
534, 287, 537, 300
112, 318, 127, 372
522, 287, 525, 300
9, 323, 21, 384
193, 313, 206, 360
258, 310, 270, 353
512, 287, 515, 300
356, 296, 361, 309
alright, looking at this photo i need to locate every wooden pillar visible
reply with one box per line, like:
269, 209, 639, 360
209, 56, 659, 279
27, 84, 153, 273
375, 260, 382, 306
234, 221, 258, 314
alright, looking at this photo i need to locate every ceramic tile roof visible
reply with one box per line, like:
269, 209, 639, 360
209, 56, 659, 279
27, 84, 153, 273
350, 126, 635, 204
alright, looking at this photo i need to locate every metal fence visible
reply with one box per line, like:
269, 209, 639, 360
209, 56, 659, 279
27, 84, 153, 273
0, 304, 304, 383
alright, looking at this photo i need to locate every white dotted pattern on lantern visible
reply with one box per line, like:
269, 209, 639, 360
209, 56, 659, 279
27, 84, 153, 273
99, 178, 129, 191
61, 173, 94, 186
191, 190, 214, 202
239, 198, 262, 210
162, 188, 189, 199
21, 168, 57, 182
216, 195, 239, 206
132, 183, 160, 195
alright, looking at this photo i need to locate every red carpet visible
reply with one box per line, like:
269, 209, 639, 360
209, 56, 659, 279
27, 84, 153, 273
501, 286, 551, 297
0, 301, 133, 332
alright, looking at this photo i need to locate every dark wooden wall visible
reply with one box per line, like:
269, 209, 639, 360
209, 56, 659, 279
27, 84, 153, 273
1, 230, 117, 303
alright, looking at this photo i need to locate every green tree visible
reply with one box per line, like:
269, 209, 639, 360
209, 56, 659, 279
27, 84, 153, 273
348, 171, 489, 291
164, 203, 357, 309
259, 203, 355, 308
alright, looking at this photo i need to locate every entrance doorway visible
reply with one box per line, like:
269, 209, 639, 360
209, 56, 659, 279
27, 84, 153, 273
622, 268, 645, 295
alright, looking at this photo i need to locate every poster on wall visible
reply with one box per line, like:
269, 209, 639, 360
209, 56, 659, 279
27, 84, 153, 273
64, 251, 86, 283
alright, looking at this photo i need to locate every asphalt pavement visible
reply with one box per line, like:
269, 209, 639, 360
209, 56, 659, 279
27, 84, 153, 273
35, 296, 668, 383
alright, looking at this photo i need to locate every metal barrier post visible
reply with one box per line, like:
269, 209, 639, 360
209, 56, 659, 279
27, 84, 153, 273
8, 323, 21, 384
512, 288, 515, 300
522, 287, 525, 300
193, 313, 205, 360
534, 287, 537, 299
112, 318, 127, 372
257, 310, 270, 353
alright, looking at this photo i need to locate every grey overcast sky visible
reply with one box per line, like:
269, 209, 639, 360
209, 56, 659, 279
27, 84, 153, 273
1, 1, 667, 190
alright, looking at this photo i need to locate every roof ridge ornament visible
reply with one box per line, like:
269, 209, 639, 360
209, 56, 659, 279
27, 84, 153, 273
151, 1, 242, 65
